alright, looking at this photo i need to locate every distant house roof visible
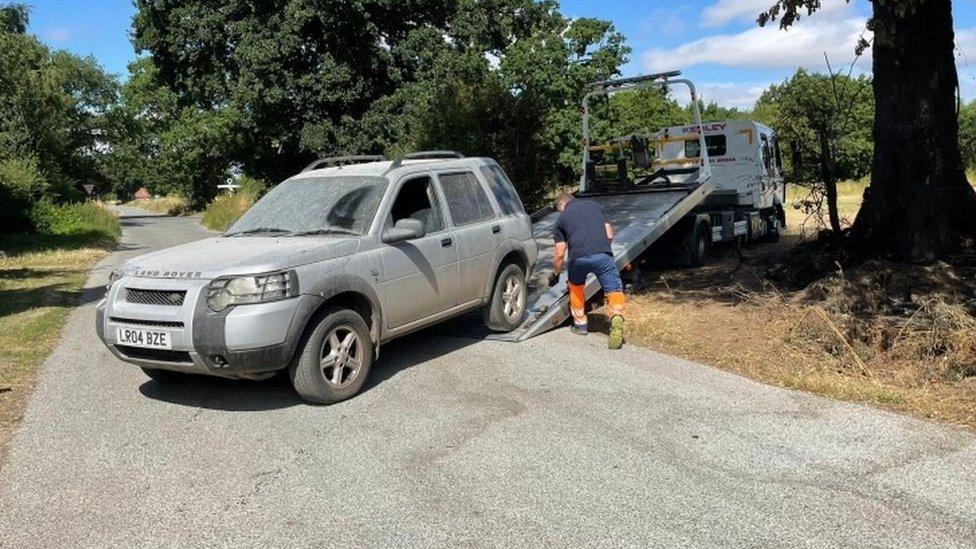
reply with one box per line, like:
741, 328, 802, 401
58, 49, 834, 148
133, 187, 151, 199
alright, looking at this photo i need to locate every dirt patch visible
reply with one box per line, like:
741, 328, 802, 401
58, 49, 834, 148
615, 240, 976, 429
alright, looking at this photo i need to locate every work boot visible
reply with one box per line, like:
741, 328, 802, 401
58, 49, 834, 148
608, 315, 624, 349
571, 323, 588, 336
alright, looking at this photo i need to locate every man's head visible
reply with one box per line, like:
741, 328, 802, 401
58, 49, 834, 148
555, 193, 574, 212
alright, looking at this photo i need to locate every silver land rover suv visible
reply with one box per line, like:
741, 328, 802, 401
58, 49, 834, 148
96, 152, 538, 403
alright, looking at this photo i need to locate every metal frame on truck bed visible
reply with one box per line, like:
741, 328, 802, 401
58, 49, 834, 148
492, 71, 716, 342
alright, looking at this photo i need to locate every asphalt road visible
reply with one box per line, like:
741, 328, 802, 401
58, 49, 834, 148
1, 208, 975, 547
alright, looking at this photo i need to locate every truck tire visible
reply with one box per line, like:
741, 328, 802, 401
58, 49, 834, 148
484, 263, 527, 332
289, 307, 374, 404
689, 221, 710, 267
141, 367, 188, 382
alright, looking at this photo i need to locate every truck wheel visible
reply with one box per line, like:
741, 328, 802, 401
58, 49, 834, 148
289, 307, 374, 404
485, 263, 527, 332
141, 367, 188, 382
689, 222, 710, 267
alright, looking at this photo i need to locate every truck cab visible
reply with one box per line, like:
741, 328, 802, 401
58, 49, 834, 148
653, 120, 784, 212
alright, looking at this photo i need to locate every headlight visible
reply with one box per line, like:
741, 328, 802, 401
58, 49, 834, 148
206, 270, 298, 312
107, 270, 121, 291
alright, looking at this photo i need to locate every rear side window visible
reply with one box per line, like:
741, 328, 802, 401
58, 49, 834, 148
479, 165, 525, 216
685, 135, 727, 158
438, 172, 495, 225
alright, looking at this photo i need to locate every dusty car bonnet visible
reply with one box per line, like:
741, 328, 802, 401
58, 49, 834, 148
120, 235, 361, 280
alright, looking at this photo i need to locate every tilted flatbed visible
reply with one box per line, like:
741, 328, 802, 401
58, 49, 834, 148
490, 180, 714, 342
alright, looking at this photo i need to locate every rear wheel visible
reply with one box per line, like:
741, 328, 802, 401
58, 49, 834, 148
485, 263, 527, 332
290, 307, 374, 404
140, 367, 188, 382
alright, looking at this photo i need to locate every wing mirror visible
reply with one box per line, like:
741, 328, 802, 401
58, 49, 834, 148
382, 218, 425, 244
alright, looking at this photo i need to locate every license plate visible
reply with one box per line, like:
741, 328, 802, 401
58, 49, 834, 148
116, 327, 172, 349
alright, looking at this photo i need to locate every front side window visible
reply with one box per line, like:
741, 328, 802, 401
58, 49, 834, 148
227, 176, 387, 236
479, 165, 525, 216
685, 135, 727, 158
438, 172, 494, 225
388, 175, 444, 233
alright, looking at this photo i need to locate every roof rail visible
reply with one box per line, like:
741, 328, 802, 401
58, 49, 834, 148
301, 155, 387, 173
386, 151, 464, 173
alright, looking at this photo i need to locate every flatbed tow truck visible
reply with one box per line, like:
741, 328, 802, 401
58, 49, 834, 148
495, 70, 786, 342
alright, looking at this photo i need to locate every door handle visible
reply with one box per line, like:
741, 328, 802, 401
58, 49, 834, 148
491, 225, 501, 234
441, 237, 453, 247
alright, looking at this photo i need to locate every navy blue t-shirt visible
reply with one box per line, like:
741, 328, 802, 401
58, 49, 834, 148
553, 199, 612, 263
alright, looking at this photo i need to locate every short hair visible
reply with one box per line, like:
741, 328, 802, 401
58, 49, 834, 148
555, 193, 574, 211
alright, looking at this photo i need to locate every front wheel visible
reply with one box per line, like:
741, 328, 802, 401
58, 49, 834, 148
290, 307, 374, 404
485, 263, 527, 332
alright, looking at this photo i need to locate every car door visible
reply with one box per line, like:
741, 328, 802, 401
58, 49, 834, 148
435, 170, 501, 305
379, 173, 459, 329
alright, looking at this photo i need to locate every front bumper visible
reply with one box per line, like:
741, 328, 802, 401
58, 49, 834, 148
96, 277, 322, 378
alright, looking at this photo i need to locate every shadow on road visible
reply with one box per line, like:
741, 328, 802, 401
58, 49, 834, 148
137, 313, 489, 411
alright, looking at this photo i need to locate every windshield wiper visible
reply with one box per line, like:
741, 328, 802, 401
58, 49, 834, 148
224, 227, 294, 237
291, 227, 359, 237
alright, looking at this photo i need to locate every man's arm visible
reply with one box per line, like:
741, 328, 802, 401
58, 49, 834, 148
553, 242, 567, 276
605, 223, 614, 242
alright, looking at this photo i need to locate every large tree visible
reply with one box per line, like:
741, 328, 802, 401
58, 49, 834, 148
761, 0, 976, 261
132, 0, 629, 207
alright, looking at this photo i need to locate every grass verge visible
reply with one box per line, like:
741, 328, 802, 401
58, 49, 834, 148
201, 192, 256, 231
0, 202, 120, 462
610, 178, 976, 429
126, 195, 187, 216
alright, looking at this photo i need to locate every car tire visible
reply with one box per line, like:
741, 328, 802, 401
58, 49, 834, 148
289, 307, 374, 405
140, 367, 188, 382
485, 263, 527, 332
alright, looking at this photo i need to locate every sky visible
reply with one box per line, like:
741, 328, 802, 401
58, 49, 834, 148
25, 0, 976, 110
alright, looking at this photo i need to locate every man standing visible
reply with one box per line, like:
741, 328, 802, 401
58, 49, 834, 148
549, 194, 625, 349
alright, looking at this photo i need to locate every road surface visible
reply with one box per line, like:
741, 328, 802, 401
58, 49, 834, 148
1, 207, 975, 547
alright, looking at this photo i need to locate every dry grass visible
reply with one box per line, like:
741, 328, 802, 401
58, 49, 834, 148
616, 249, 976, 429
201, 192, 257, 232
126, 195, 187, 216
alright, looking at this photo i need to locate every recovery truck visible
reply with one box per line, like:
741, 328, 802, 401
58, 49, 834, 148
495, 70, 787, 342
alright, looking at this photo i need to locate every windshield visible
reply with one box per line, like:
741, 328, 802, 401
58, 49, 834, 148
226, 176, 388, 237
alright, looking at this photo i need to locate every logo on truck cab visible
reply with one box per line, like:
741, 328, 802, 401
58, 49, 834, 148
681, 123, 726, 134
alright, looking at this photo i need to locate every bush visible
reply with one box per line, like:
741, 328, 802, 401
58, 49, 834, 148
0, 157, 49, 231
20, 200, 121, 249
201, 192, 256, 232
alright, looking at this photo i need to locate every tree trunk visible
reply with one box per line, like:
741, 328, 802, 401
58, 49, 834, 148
818, 130, 842, 235
852, 0, 976, 261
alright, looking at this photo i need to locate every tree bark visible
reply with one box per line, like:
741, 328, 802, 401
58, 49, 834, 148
852, 0, 976, 261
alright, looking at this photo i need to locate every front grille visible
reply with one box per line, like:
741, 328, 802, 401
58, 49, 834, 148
110, 317, 184, 329
116, 345, 193, 364
125, 288, 186, 306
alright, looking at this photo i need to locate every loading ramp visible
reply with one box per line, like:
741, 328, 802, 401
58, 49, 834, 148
490, 180, 715, 342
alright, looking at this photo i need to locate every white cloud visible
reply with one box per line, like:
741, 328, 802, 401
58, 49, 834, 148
693, 82, 771, 110
702, 0, 850, 28
643, 5, 869, 73
701, 0, 776, 28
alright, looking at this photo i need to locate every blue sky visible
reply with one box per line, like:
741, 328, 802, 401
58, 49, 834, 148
26, 0, 976, 109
